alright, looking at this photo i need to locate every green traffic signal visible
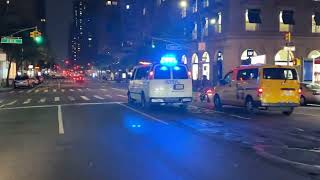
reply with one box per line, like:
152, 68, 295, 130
34, 36, 43, 44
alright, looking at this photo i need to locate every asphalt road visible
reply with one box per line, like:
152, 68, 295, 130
0, 79, 319, 180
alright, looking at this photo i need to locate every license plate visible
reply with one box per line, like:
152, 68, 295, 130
174, 84, 184, 90
283, 90, 293, 96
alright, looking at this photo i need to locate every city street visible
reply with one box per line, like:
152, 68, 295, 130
0, 79, 319, 179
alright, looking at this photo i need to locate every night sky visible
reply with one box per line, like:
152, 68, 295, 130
46, 0, 73, 60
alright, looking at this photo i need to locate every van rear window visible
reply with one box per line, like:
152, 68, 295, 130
263, 68, 297, 80
172, 65, 188, 79
154, 66, 171, 79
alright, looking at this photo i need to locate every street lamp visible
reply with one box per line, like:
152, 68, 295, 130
179, 1, 188, 8
209, 18, 217, 25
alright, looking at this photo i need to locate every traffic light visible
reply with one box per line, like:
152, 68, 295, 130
285, 32, 291, 42
30, 31, 36, 38
30, 30, 43, 44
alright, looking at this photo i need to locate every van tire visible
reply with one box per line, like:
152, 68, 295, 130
214, 95, 222, 110
245, 97, 255, 114
283, 108, 294, 116
140, 93, 150, 109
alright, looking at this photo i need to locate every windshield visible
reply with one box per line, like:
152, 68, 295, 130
263, 68, 298, 80
1, 1, 319, 179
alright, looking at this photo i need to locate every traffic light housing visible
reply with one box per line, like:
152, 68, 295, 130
30, 30, 43, 44
285, 32, 291, 42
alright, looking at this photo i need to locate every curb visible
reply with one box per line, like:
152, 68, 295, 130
253, 145, 320, 175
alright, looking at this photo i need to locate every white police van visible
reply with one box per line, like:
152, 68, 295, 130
128, 54, 193, 108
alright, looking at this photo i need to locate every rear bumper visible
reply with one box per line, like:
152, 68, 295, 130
256, 101, 299, 107
150, 97, 193, 104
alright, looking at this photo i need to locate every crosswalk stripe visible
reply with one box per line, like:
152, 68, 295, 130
53, 89, 57, 92
100, 89, 107, 91
61, 89, 65, 92
44, 89, 48, 93
68, 96, 75, 101
9, 91, 14, 94
94, 95, 104, 100
19, 90, 24, 93
35, 89, 40, 93
70, 89, 74, 92
105, 94, 112, 98
78, 89, 82, 92
80, 96, 90, 101
39, 98, 46, 103
86, 88, 90, 90
117, 95, 127, 98
7, 100, 17, 105
27, 89, 33, 93
54, 97, 60, 102
23, 99, 31, 104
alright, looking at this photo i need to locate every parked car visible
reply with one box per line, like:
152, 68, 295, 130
14, 75, 35, 88
36, 76, 44, 84
300, 83, 320, 105
213, 64, 300, 115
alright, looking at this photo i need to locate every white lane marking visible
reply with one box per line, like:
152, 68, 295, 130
58, 105, 64, 135
117, 95, 127, 98
44, 89, 49, 93
86, 88, 90, 90
80, 96, 90, 101
27, 89, 33, 93
294, 113, 320, 117
54, 97, 60, 102
39, 98, 46, 103
23, 99, 31, 104
94, 95, 104, 100
112, 88, 125, 91
9, 91, 14, 94
229, 114, 251, 120
118, 103, 168, 125
0, 102, 123, 110
7, 100, 17, 106
35, 89, 40, 93
100, 89, 107, 91
19, 90, 24, 93
77, 89, 82, 92
53, 89, 57, 92
68, 96, 75, 101
70, 89, 74, 92
105, 94, 112, 98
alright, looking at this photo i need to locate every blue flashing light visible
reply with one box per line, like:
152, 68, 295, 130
173, 66, 181, 71
160, 66, 168, 71
152, 44, 156, 48
160, 54, 178, 67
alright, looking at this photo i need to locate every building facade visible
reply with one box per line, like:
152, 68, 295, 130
179, 0, 320, 84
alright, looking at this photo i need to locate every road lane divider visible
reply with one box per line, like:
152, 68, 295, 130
0, 100, 17, 108
58, 105, 65, 135
118, 103, 168, 125
80, 96, 90, 101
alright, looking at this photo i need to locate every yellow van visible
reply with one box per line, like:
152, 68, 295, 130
213, 65, 300, 115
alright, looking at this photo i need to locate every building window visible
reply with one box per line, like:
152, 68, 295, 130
204, 17, 209, 36
106, 1, 111, 5
192, 2, 197, 13
312, 12, 320, 33
279, 10, 295, 32
192, 23, 198, 40
143, 8, 146, 15
112, 1, 117, 5
181, 7, 187, 18
245, 9, 261, 31
215, 12, 222, 33
203, 0, 209, 8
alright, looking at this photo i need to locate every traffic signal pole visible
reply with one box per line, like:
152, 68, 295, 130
8, 26, 38, 37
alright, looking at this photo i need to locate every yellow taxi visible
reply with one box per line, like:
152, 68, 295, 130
213, 65, 300, 115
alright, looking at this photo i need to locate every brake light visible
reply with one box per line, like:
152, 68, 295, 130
257, 88, 263, 97
206, 89, 213, 96
188, 71, 192, 79
149, 71, 154, 79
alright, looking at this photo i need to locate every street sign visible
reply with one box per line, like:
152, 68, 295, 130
166, 44, 182, 51
1, 37, 23, 44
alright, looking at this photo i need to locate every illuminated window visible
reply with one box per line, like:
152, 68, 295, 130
279, 10, 294, 32
213, 12, 222, 33
192, 23, 198, 40
203, 0, 209, 8
204, 17, 209, 36
106, 1, 111, 5
312, 13, 320, 33
192, 2, 197, 13
112, 1, 117, 5
245, 9, 261, 31
143, 8, 146, 15
126, 4, 130, 10
181, 7, 187, 18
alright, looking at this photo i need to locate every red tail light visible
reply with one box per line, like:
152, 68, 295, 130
149, 71, 154, 79
257, 88, 263, 97
206, 89, 213, 96
188, 71, 192, 79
